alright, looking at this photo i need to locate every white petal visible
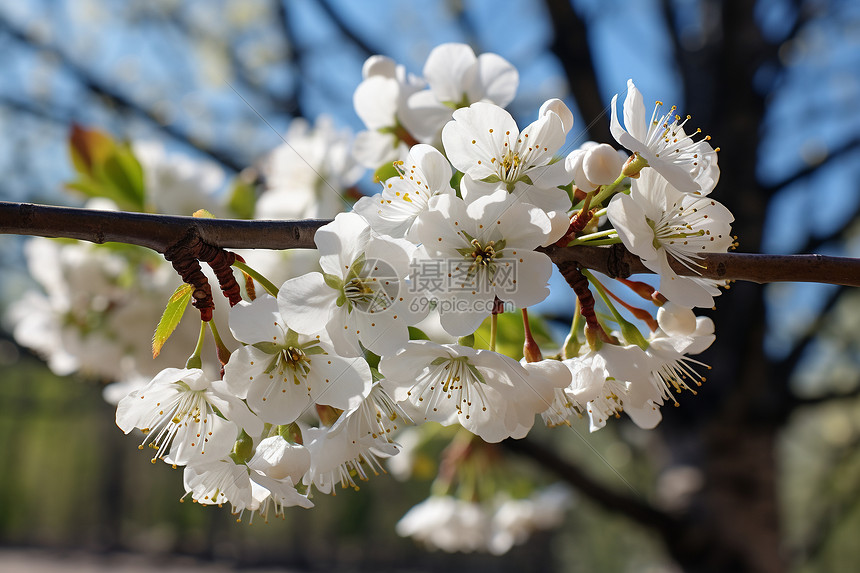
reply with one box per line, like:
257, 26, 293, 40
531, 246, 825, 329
518, 112, 566, 169
362, 55, 396, 79
437, 299, 492, 337
622, 79, 648, 142
607, 193, 659, 262
544, 209, 572, 246
228, 296, 285, 345
656, 302, 697, 336
539, 98, 574, 134
353, 130, 404, 169
307, 353, 372, 412
315, 212, 370, 275
423, 43, 477, 103
278, 273, 339, 335
222, 345, 275, 399
565, 149, 597, 192
583, 143, 625, 185
353, 76, 398, 129
474, 52, 518, 106
443, 102, 519, 178
208, 381, 264, 437
402, 90, 454, 142
495, 250, 552, 309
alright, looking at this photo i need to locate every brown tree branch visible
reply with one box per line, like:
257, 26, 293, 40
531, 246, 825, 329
3, 201, 860, 287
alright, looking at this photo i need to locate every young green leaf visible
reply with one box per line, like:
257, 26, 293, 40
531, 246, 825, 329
152, 283, 194, 358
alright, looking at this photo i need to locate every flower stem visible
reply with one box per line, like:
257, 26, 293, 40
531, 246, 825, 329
568, 237, 623, 247
185, 321, 206, 369
582, 269, 649, 349
233, 259, 279, 297
563, 298, 582, 359
592, 172, 628, 208
575, 228, 618, 241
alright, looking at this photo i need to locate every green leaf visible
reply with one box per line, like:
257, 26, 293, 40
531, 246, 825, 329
99, 149, 144, 211
193, 209, 217, 219
65, 178, 126, 207
152, 283, 194, 358
114, 143, 145, 207
450, 170, 464, 197
227, 179, 257, 219
68, 124, 116, 177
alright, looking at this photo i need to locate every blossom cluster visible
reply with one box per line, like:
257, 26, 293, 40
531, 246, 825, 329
9, 43, 735, 552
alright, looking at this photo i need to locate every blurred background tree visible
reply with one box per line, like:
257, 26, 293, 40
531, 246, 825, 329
0, 0, 859, 572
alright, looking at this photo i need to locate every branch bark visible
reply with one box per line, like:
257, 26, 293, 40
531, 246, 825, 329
2, 201, 860, 287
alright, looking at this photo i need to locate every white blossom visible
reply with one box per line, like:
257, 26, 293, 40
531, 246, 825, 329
380, 341, 569, 442
565, 142, 626, 191
607, 168, 734, 308
353, 143, 455, 239
610, 79, 719, 194
182, 458, 313, 520
278, 212, 423, 357
403, 43, 519, 143
222, 296, 372, 425
134, 141, 226, 216
255, 115, 362, 220
442, 100, 573, 243
301, 424, 399, 495
410, 191, 554, 336
396, 495, 490, 552
352, 55, 425, 168
116, 367, 262, 466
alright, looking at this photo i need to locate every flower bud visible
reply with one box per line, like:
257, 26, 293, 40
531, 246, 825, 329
565, 150, 597, 192
521, 309, 543, 363
362, 54, 396, 79
582, 143, 625, 186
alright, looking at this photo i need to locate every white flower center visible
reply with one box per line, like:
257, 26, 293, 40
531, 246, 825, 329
139, 385, 214, 461
344, 276, 394, 313
645, 101, 711, 168
407, 356, 490, 420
